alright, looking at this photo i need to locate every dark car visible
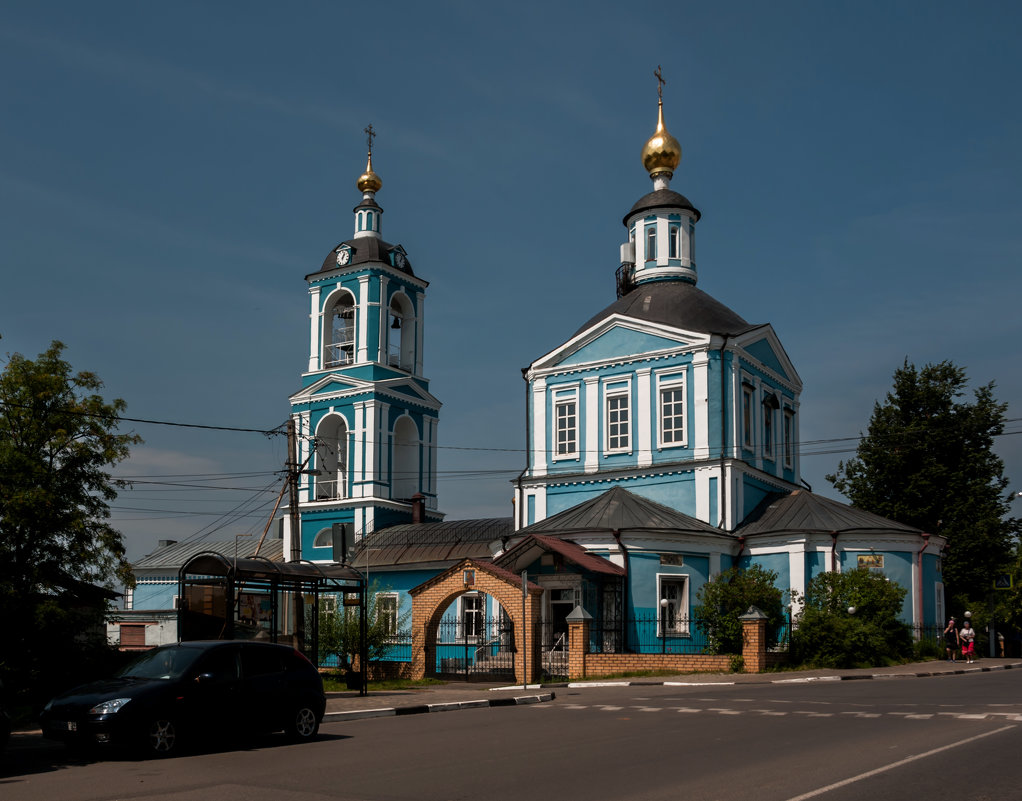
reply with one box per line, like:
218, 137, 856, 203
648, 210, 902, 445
40, 641, 325, 756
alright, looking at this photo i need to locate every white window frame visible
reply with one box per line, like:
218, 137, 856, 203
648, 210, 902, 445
742, 383, 755, 450
323, 292, 356, 368
552, 387, 579, 460
657, 372, 687, 449
646, 226, 656, 261
763, 402, 774, 459
604, 381, 632, 454
375, 592, 399, 638
656, 573, 690, 636
313, 528, 333, 548
669, 225, 679, 259
783, 407, 795, 468
457, 592, 483, 642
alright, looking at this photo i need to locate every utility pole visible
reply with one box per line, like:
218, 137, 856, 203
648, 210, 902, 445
287, 417, 301, 563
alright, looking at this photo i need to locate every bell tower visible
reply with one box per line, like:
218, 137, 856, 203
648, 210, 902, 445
285, 129, 443, 561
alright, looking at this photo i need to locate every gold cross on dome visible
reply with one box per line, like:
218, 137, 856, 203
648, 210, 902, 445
654, 65, 665, 100
364, 123, 376, 154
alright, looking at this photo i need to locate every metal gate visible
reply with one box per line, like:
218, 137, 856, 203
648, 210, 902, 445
434, 616, 515, 681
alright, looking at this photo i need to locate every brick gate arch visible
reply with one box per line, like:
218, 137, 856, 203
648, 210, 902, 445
409, 559, 543, 685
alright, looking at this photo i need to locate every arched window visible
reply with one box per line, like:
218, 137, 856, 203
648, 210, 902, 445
367, 211, 374, 230
316, 415, 347, 500
313, 528, 333, 548
391, 416, 419, 500
387, 294, 413, 371
324, 293, 355, 367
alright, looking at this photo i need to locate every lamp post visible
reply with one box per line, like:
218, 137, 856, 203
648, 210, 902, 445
660, 598, 669, 654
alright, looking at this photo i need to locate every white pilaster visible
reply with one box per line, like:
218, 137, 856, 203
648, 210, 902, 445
584, 376, 599, 473
378, 275, 389, 364
415, 291, 425, 376
636, 367, 652, 467
353, 402, 366, 498
357, 275, 370, 363
364, 401, 378, 495
531, 377, 548, 476
789, 545, 806, 618
308, 287, 321, 372
692, 351, 709, 460
377, 401, 389, 492
695, 466, 710, 523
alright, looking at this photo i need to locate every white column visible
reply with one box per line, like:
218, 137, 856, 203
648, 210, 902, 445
656, 217, 668, 266
353, 402, 366, 498
709, 551, 721, 579
789, 545, 806, 618
531, 377, 548, 477
308, 287, 321, 372
300, 411, 312, 503
364, 401, 378, 496
415, 291, 425, 376
378, 276, 389, 365
357, 275, 370, 363
695, 466, 710, 523
377, 402, 389, 494
636, 368, 652, 467
692, 352, 709, 460
584, 376, 599, 473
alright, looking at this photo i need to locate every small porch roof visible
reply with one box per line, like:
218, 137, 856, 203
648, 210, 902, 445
495, 534, 626, 576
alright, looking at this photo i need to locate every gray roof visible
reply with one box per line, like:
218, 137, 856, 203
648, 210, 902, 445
311, 237, 416, 277
736, 490, 925, 537
352, 518, 513, 568
133, 538, 284, 570
519, 486, 727, 537
574, 280, 752, 338
625, 188, 701, 224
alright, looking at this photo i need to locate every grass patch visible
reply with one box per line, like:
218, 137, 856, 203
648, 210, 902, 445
322, 675, 448, 692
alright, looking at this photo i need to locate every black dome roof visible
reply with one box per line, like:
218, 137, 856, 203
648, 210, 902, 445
311, 237, 415, 278
624, 189, 701, 225
574, 280, 751, 338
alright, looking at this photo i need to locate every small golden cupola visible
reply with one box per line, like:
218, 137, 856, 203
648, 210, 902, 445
353, 123, 383, 240
641, 66, 681, 189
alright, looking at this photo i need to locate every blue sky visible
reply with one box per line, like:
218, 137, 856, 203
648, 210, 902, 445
2, 1, 1020, 562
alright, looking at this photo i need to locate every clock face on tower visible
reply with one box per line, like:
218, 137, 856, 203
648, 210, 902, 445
336, 248, 350, 266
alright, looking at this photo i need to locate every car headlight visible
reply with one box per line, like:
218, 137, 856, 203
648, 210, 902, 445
89, 698, 132, 715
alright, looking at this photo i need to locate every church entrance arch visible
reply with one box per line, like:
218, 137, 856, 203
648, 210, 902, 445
409, 559, 543, 685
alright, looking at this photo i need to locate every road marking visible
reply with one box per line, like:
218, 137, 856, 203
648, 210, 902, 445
781, 725, 1015, 801
598, 705, 623, 711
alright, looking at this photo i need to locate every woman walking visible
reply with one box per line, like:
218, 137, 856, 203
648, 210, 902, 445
943, 617, 959, 662
960, 620, 977, 664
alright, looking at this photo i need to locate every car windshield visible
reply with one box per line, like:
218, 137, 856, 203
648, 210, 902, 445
116, 646, 204, 680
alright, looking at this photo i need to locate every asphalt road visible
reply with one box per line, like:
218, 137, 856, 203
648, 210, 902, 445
3, 671, 1020, 801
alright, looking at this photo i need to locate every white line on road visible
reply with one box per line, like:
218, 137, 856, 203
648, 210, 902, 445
781, 725, 1016, 801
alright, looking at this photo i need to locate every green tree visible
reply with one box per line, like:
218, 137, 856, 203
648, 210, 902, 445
694, 565, 786, 654
318, 583, 410, 675
827, 360, 1018, 602
0, 341, 140, 699
791, 568, 912, 668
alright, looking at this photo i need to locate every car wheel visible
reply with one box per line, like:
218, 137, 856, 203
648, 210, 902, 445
144, 717, 179, 756
286, 706, 319, 742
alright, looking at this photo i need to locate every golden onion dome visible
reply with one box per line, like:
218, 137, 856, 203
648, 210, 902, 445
357, 151, 382, 193
641, 98, 681, 178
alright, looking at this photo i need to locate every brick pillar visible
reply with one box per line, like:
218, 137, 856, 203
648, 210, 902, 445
739, 605, 768, 673
566, 606, 592, 681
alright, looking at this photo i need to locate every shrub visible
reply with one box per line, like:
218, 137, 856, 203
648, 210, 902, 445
790, 568, 912, 668
694, 565, 786, 654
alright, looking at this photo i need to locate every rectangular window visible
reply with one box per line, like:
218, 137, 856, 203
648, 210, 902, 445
783, 409, 794, 468
606, 392, 630, 452
657, 575, 689, 636
376, 592, 399, 637
660, 384, 686, 447
461, 593, 482, 641
763, 404, 774, 458
669, 225, 679, 259
555, 399, 577, 457
742, 385, 755, 449
646, 227, 656, 261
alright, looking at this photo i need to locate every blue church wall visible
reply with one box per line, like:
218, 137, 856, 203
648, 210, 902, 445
544, 474, 695, 518
806, 549, 828, 583
745, 551, 791, 594
133, 580, 178, 610
743, 338, 789, 381
626, 551, 711, 653
839, 550, 915, 624
300, 508, 355, 557
742, 475, 781, 519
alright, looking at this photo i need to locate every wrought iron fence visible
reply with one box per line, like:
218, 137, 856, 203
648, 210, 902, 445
538, 621, 569, 681
434, 617, 516, 680
588, 613, 790, 655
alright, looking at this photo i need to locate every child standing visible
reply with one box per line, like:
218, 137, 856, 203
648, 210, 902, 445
960, 620, 977, 664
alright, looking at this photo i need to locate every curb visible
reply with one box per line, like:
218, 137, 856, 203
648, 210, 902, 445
323, 691, 556, 723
